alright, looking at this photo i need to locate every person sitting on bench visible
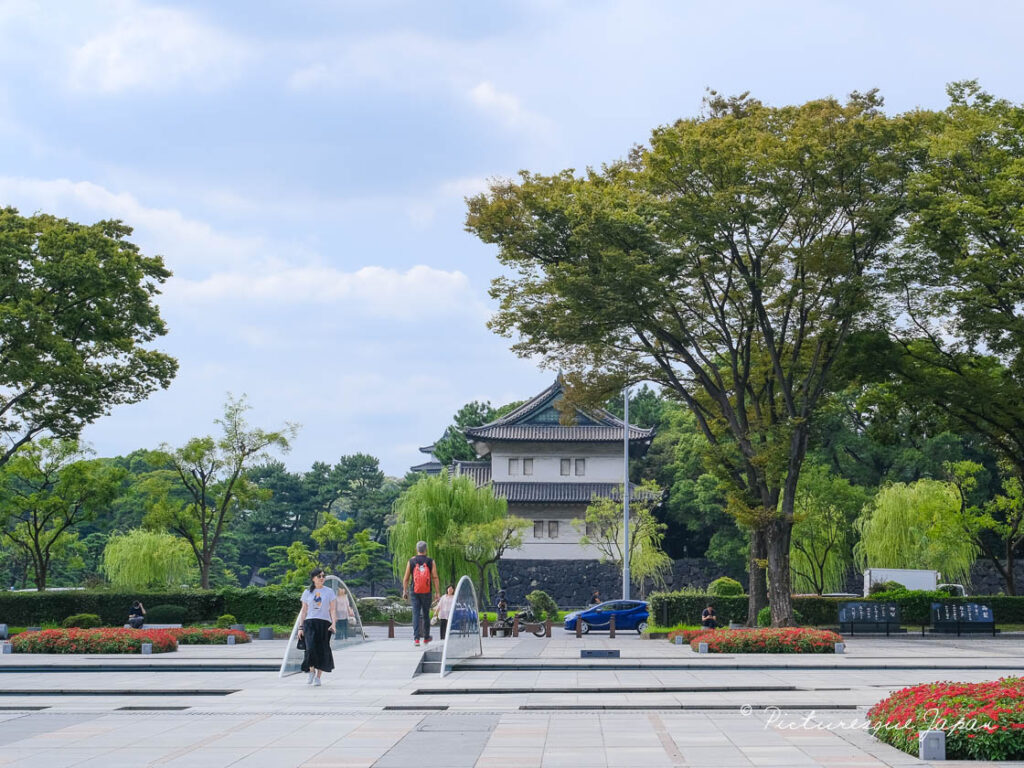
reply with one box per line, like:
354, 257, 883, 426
701, 605, 717, 629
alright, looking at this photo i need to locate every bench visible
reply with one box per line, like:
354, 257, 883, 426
930, 602, 996, 636
838, 602, 904, 636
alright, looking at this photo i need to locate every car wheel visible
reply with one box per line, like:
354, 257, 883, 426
637, 621, 648, 634
580, 620, 590, 634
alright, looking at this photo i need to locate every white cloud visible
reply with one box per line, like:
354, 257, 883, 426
0, 175, 267, 272
167, 264, 487, 321
469, 81, 549, 135
68, 1, 250, 94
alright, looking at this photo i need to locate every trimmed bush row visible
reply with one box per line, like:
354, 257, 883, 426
649, 591, 1024, 628
868, 678, 1024, 760
0, 587, 302, 626
10, 628, 178, 654
168, 628, 250, 645
688, 628, 843, 654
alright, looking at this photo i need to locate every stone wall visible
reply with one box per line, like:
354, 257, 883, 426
496, 557, 738, 608
969, 559, 1024, 595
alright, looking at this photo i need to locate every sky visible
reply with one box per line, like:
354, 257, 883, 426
1, 0, 1023, 477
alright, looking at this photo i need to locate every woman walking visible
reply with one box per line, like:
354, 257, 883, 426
298, 569, 337, 686
435, 584, 455, 640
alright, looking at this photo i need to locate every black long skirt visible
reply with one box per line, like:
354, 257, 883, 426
301, 618, 335, 673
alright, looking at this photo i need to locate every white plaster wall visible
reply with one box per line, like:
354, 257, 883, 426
491, 442, 627, 483
503, 504, 604, 560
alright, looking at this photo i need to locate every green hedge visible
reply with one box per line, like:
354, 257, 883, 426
0, 587, 303, 626
650, 590, 1024, 627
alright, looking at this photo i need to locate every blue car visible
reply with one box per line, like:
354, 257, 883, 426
564, 600, 649, 634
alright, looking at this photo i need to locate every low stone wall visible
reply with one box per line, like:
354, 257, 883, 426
497, 557, 737, 607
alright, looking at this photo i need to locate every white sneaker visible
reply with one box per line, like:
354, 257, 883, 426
306, 671, 315, 685
313, 677, 322, 687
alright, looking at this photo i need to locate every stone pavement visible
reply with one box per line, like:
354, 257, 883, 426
0, 628, 1022, 767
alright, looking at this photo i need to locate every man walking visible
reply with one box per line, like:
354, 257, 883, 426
402, 540, 440, 646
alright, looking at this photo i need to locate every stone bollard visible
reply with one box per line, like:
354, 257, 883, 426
512, 617, 519, 638
673, 635, 683, 645
575, 619, 582, 638
919, 730, 945, 761
227, 635, 236, 645
141, 642, 153, 655
545, 619, 552, 638
698, 641, 709, 654
834, 642, 845, 654
2, 642, 12, 654
609, 615, 616, 639
481, 617, 490, 638
0, 623, 8, 640
388, 617, 395, 639
258, 627, 274, 640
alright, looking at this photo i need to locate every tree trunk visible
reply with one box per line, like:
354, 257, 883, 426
747, 528, 768, 626
1006, 541, 1017, 596
766, 517, 794, 626
200, 553, 212, 590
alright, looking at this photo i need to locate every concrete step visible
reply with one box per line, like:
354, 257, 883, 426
416, 648, 444, 675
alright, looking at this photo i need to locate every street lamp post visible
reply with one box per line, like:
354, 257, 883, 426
623, 385, 630, 601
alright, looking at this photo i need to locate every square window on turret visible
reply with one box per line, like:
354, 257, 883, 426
560, 458, 570, 475
575, 458, 586, 476
534, 521, 544, 538
508, 458, 520, 475
523, 458, 533, 475
548, 521, 559, 538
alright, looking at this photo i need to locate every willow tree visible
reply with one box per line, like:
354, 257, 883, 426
388, 472, 517, 603
576, 482, 671, 598
102, 529, 195, 589
790, 463, 869, 595
854, 479, 977, 585
467, 91, 926, 625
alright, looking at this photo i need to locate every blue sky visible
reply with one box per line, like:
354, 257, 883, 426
1, 0, 1022, 476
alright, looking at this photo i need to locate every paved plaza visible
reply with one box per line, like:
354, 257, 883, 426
1, 629, 1023, 767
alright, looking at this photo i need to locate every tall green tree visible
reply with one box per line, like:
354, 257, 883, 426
790, 463, 870, 595
0, 208, 177, 469
0, 439, 123, 590
431, 400, 525, 466
388, 472, 515, 602
102, 528, 196, 589
145, 396, 297, 588
467, 91, 925, 625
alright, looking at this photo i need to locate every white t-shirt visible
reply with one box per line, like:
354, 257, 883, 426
436, 593, 455, 620
302, 587, 336, 621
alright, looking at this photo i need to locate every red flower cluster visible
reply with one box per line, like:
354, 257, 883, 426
10, 627, 178, 654
667, 628, 724, 644
687, 627, 843, 654
868, 677, 1024, 760
166, 628, 250, 645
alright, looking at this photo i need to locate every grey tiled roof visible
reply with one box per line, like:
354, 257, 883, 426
450, 460, 492, 486
492, 482, 659, 504
409, 460, 443, 474
465, 425, 653, 442
463, 379, 654, 444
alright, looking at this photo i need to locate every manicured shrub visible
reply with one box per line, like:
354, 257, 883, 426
169, 628, 249, 645
868, 678, 1024, 760
10, 628, 177, 654
61, 613, 102, 629
869, 580, 905, 595
525, 590, 559, 622
215, 614, 238, 628
707, 577, 744, 597
689, 627, 842, 653
146, 604, 187, 624
648, 591, 748, 626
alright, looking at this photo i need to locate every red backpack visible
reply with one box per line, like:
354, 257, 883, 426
412, 558, 431, 593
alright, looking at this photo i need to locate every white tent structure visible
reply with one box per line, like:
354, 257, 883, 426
279, 575, 365, 678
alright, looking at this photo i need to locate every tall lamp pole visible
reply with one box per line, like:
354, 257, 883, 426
623, 385, 630, 601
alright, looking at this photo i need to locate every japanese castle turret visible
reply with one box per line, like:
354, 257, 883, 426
450, 379, 656, 560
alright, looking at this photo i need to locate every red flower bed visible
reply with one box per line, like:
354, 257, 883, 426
10, 628, 177, 654
688, 627, 843, 653
868, 677, 1024, 760
167, 628, 250, 645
